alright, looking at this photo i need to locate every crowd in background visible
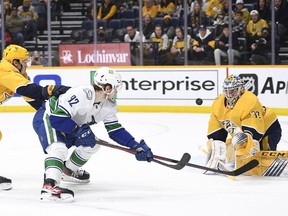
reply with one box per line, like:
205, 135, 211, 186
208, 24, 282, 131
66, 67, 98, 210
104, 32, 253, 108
1, 0, 288, 65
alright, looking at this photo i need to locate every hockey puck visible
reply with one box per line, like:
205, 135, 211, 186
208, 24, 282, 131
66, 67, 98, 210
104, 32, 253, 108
196, 98, 203, 105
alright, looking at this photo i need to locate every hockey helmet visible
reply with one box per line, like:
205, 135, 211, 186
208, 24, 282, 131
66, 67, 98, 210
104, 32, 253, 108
223, 75, 244, 108
93, 67, 122, 94
3, 44, 31, 66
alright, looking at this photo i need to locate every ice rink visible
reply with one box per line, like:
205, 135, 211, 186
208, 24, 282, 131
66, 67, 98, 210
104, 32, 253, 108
1, 112, 288, 216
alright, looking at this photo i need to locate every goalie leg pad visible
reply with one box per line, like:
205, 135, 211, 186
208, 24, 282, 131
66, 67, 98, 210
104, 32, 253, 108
205, 139, 227, 170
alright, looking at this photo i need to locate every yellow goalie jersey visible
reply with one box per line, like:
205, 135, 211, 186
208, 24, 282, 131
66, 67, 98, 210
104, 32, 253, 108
207, 90, 265, 143
0, 59, 32, 104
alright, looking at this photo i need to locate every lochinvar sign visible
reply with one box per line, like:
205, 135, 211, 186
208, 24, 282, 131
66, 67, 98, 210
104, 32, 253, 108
59, 43, 131, 66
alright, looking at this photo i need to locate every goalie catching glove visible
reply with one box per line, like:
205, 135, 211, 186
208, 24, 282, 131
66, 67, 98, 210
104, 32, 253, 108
131, 140, 154, 162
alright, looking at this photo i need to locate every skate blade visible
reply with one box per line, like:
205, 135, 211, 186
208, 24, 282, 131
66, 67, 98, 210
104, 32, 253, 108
0, 183, 12, 191
40, 192, 74, 203
61, 175, 90, 184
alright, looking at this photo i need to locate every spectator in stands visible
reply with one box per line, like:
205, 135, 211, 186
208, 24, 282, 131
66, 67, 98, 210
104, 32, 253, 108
11, 0, 23, 8
232, 10, 247, 37
147, 24, 170, 65
246, 10, 268, 46
190, 0, 208, 14
18, 0, 38, 40
157, 0, 176, 17
4, 0, 12, 17
255, 0, 271, 23
143, 14, 155, 40
97, 26, 112, 43
115, 0, 127, 11
190, 24, 215, 65
214, 24, 241, 65
162, 15, 175, 39
97, 0, 117, 21
250, 27, 278, 64
234, 0, 250, 24
124, 25, 146, 43
86, 0, 95, 20
124, 25, 146, 65
205, 0, 224, 22
274, 0, 288, 42
191, 1, 211, 38
175, 0, 189, 18
57, 0, 71, 12
31, 50, 48, 66
0, 30, 13, 46
142, 0, 158, 18
170, 26, 192, 65
215, 0, 230, 26
5, 7, 25, 46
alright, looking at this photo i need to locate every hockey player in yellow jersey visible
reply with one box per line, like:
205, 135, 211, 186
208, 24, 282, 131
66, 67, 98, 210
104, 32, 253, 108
0, 44, 70, 190
205, 75, 282, 173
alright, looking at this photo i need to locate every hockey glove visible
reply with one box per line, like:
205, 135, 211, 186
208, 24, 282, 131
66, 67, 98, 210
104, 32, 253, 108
132, 140, 154, 162
234, 133, 260, 156
71, 124, 96, 147
42, 85, 71, 99
232, 132, 248, 150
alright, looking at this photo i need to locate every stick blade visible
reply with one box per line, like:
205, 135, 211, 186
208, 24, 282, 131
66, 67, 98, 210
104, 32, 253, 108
152, 153, 191, 170
178, 153, 191, 168
232, 159, 259, 176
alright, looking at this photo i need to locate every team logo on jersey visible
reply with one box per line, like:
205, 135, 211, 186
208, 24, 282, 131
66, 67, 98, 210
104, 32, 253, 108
239, 74, 258, 95
83, 88, 93, 100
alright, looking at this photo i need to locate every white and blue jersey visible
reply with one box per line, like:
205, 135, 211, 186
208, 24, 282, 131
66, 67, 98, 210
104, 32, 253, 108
33, 85, 138, 153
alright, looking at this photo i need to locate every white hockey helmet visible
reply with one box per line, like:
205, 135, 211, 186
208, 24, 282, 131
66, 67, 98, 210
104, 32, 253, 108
93, 67, 122, 94
223, 75, 244, 108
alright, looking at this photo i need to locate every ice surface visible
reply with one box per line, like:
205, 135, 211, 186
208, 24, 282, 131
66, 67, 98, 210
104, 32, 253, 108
0, 112, 288, 216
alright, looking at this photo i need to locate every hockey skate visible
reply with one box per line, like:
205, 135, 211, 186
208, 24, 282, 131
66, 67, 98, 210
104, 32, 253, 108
0, 176, 12, 190
61, 163, 90, 184
41, 178, 74, 202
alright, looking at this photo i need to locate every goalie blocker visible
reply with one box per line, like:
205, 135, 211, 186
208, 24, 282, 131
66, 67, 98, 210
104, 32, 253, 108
207, 134, 288, 177
237, 151, 288, 176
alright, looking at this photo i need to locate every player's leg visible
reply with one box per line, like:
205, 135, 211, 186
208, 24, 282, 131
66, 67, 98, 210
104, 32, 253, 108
33, 107, 74, 202
62, 144, 100, 183
0, 130, 12, 190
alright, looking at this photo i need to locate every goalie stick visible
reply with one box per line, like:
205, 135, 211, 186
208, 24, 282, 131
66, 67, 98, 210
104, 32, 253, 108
96, 139, 191, 170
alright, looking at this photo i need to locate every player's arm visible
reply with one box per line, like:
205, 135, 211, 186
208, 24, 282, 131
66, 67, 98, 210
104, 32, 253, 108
207, 113, 228, 142
16, 83, 70, 101
2, 71, 70, 101
104, 116, 153, 162
26, 99, 44, 110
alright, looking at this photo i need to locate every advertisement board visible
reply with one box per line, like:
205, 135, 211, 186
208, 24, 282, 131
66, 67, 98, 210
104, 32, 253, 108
229, 67, 288, 108
2, 66, 288, 115
58, 43, 131, 66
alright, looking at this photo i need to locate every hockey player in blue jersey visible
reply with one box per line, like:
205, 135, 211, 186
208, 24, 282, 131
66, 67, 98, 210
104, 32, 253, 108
32, 66, 154, 202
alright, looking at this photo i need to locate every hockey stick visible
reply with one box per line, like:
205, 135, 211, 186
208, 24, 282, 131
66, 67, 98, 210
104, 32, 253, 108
96, 139, 258, 176
96, 139, 191, 170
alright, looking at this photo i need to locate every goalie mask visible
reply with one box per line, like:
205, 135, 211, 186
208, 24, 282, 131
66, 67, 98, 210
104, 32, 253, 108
223, 75, 244, 108
93, 67, 122, 95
